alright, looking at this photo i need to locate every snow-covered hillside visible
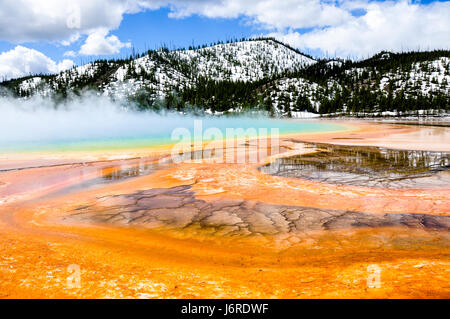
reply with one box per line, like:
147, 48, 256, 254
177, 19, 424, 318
173, 40, 315, 82
1, 41, 449, 117
266, 77, 339, 114
10, 38, 316, 100
266, 53, 450, 116
344, 57, 450, 97
378, 57, 450, 96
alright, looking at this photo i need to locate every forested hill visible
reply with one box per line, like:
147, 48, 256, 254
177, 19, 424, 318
1, 38, 449, 117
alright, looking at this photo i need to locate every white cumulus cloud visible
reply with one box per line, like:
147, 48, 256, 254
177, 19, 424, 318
0, 0, 141, 55
159, 0, 450, 57
0, 0, 132, 43
0, 0, 349, 43
164, 0, 351, 30
0, 46, 74, 81
63, 50, 77, 58
158, 0, 450, 57
268, 1, 450, 58
79, 29, 131, 55
0, 0, 448, 60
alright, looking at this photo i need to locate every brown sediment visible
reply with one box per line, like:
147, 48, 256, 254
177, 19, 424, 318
0, 120, 449, 298
61, 185, 450, 236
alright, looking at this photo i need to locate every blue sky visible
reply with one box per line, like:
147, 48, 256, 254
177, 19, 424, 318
0, 0, 449, 80
0, 8, 260, 65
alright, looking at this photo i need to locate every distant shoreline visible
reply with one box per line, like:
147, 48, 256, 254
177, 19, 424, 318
317, 114, 450, 124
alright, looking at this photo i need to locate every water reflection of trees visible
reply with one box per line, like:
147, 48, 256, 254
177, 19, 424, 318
261, 143, 449, 188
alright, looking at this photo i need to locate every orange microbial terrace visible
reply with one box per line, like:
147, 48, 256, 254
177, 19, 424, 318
0, 121, 449, 299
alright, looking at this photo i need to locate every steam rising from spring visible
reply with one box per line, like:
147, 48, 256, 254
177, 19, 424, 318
0, 92, 340, 152
0, 93, 191, 144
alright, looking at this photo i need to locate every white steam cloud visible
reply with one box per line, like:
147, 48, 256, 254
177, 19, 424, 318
0, 93, 281, 151
0, 93, 192, 145
0, 92, 328, 154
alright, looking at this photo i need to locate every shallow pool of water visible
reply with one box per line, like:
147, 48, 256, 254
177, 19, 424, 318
261, 142, 450, 189
0, 117, 346, 153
